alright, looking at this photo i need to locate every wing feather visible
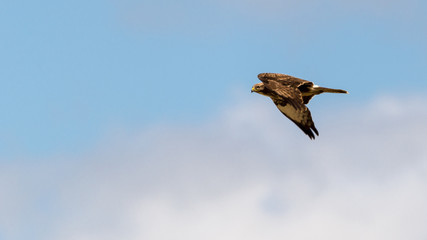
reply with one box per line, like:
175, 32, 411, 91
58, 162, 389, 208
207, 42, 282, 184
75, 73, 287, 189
258, 73, 312, 88
257, 74, 319, 139
274, 102, 319, 139
262, 81, 318, 139
263, 81, 304, 110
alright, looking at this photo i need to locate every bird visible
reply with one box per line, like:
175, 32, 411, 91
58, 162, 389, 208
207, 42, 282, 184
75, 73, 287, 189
251, 73, 348, 139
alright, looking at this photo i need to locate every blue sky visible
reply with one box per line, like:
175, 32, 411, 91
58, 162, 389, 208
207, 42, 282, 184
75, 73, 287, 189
1, 1, 427, 239
1, 0, 426, 157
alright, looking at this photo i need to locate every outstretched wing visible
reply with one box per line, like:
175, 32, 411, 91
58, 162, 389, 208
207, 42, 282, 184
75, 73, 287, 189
265, 81, 319, 139
258, 73, 312, 88
274, 101, 319, 139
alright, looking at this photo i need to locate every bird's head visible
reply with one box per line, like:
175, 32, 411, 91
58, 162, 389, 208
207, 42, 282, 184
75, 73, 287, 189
251, 83, 265, 94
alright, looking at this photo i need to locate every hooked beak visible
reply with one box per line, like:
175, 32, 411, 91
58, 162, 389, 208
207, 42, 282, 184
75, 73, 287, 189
251, 87, 255, 93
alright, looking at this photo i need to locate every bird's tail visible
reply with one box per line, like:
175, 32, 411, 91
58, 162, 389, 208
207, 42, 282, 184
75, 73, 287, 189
316, 87, 348, 94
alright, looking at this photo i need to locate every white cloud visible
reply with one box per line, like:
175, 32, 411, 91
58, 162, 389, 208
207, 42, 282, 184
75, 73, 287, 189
1, 94, 427, 240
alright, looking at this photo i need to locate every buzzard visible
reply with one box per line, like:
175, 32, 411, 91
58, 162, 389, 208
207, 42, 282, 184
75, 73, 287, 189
251, 73, 348, 139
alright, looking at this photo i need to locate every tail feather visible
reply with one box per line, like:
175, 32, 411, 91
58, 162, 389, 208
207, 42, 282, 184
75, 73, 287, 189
316, 87, 348, 94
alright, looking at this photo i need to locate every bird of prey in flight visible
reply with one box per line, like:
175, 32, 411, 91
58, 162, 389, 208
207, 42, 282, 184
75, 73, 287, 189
251, 73, 348, 139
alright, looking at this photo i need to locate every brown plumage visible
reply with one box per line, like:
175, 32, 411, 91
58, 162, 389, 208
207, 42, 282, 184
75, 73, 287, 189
251, 73, 348, 139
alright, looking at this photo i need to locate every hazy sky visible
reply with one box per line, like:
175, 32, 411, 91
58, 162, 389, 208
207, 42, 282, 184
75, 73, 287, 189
1, 0, 427, 239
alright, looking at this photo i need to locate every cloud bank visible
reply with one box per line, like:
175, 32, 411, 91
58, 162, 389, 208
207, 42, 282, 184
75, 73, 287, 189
1, 94, 427, 240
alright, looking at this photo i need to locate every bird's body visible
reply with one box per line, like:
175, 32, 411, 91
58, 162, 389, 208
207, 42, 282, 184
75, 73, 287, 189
251, 73, 348, 139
